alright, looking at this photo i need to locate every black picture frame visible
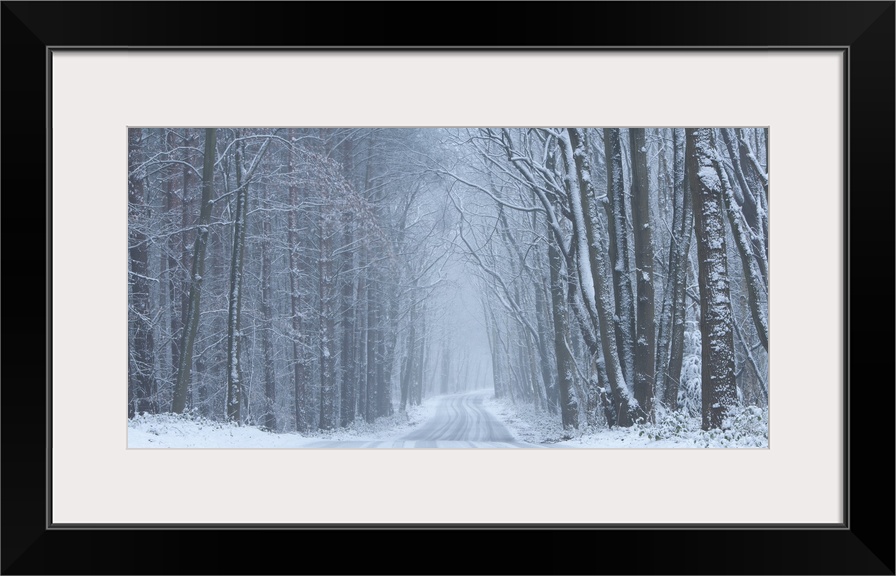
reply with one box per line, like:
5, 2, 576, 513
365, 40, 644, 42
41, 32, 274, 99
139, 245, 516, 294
2, 2, 892, 574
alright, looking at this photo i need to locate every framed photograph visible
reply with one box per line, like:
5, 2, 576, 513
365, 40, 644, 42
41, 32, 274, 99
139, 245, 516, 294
3, 2, 892, 574
123, 124, 772, 451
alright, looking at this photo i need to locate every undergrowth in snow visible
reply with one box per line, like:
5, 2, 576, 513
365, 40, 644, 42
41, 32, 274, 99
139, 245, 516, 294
128, 411, 296, 448
485, 395, 768, 448
484, 396, 570, 444
128, 400, 437, 448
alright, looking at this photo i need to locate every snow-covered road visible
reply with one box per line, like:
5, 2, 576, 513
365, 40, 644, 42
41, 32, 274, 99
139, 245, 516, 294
300, 391, 548, 448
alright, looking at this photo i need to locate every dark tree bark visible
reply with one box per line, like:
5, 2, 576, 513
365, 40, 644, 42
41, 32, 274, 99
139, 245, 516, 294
260, 181, 277, 431
172, 128, 216, 414
375, 292, 389, 416
654, 130, 674, 406
180, 129, 196, 411
164, 130, 182, 390
128, 128, 157, 416
226, 137, 249, 423
287, 130, 308, 432
602, 128, 636, 385
629, 128, 656, 421
548, 220, 579, 429
318, 211, 337, 430
662, 129, 693, 410
318, 133, 338, 431
563, 262, 618, 427
366, 268, 379, 423
339, 140, 356, 427
357, 243, 369, 422
718, 130, 769, 352
565, 128, 638, 427
720, 128, 767, 276
686, 128, 738, 430
339, 234, 356, 427
362, 135, 379, 423
532, 243, 559, 413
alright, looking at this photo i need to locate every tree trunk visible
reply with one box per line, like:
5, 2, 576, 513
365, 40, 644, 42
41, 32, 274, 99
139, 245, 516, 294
548, 221, 579, 429
226, 137, 249, 423
314, 130, 338, 430
440, 345, 451, 395
717, 131, 769, 352
499, 207, 556, 413
339, 139, 356, 427
654, 131, 674, 406
363, 139, 379, 423
366, 269, 379, 423
533, 244, 559, 413
128, 128, 157, 416
378, 284, 397, 417
565, 128, 638, 426
376, 300, 389, 416
720, 128, 768, 280
180, 129, 195, 411
414, 304, 426, 405
399, 298, 417, 412
629, 128, 656, 421
358, 243, 369, 422
564, 267, 616, 427
318, 183, 337, 431
484, 304, 502, 399
172, 128, 216, 414
602, 128, 636, 385
340, 232, 356, 427
260, 181, 277, 431
663, 129, 693, 410
165, 130, 182, 392
686, 128, 738, 430
287, 130, 308, 432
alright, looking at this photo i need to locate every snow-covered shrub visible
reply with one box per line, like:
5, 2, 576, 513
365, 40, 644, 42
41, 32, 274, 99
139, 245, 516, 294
628, 403, 767, 447
634, 407, 700, 442
128, 408, 239, 438
691, 404, 768, 447
677, 326, 703, 417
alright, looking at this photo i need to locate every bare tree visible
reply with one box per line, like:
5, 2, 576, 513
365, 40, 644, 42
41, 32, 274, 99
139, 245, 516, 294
128, 128, 157, 416
172, 128, 217, 414
686, 128, 738, 430
629, 128, 656, 421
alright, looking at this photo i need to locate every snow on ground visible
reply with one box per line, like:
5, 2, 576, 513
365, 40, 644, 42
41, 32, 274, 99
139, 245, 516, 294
128, 413, 309, 448
484, 395, 570, 445
484, 395, 768, 448
128, 398, 439, 448
129, 390, 767, 449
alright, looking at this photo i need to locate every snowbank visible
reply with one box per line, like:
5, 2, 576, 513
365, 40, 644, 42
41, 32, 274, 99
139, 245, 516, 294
484, 396, 768, 448
128, 399, 438, 448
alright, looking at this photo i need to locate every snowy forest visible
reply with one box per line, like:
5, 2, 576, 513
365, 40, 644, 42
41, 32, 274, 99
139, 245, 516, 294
128, 128, 769, 448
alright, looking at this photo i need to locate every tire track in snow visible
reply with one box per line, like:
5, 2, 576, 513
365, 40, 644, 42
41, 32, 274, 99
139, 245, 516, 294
301, 391, 549, 448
